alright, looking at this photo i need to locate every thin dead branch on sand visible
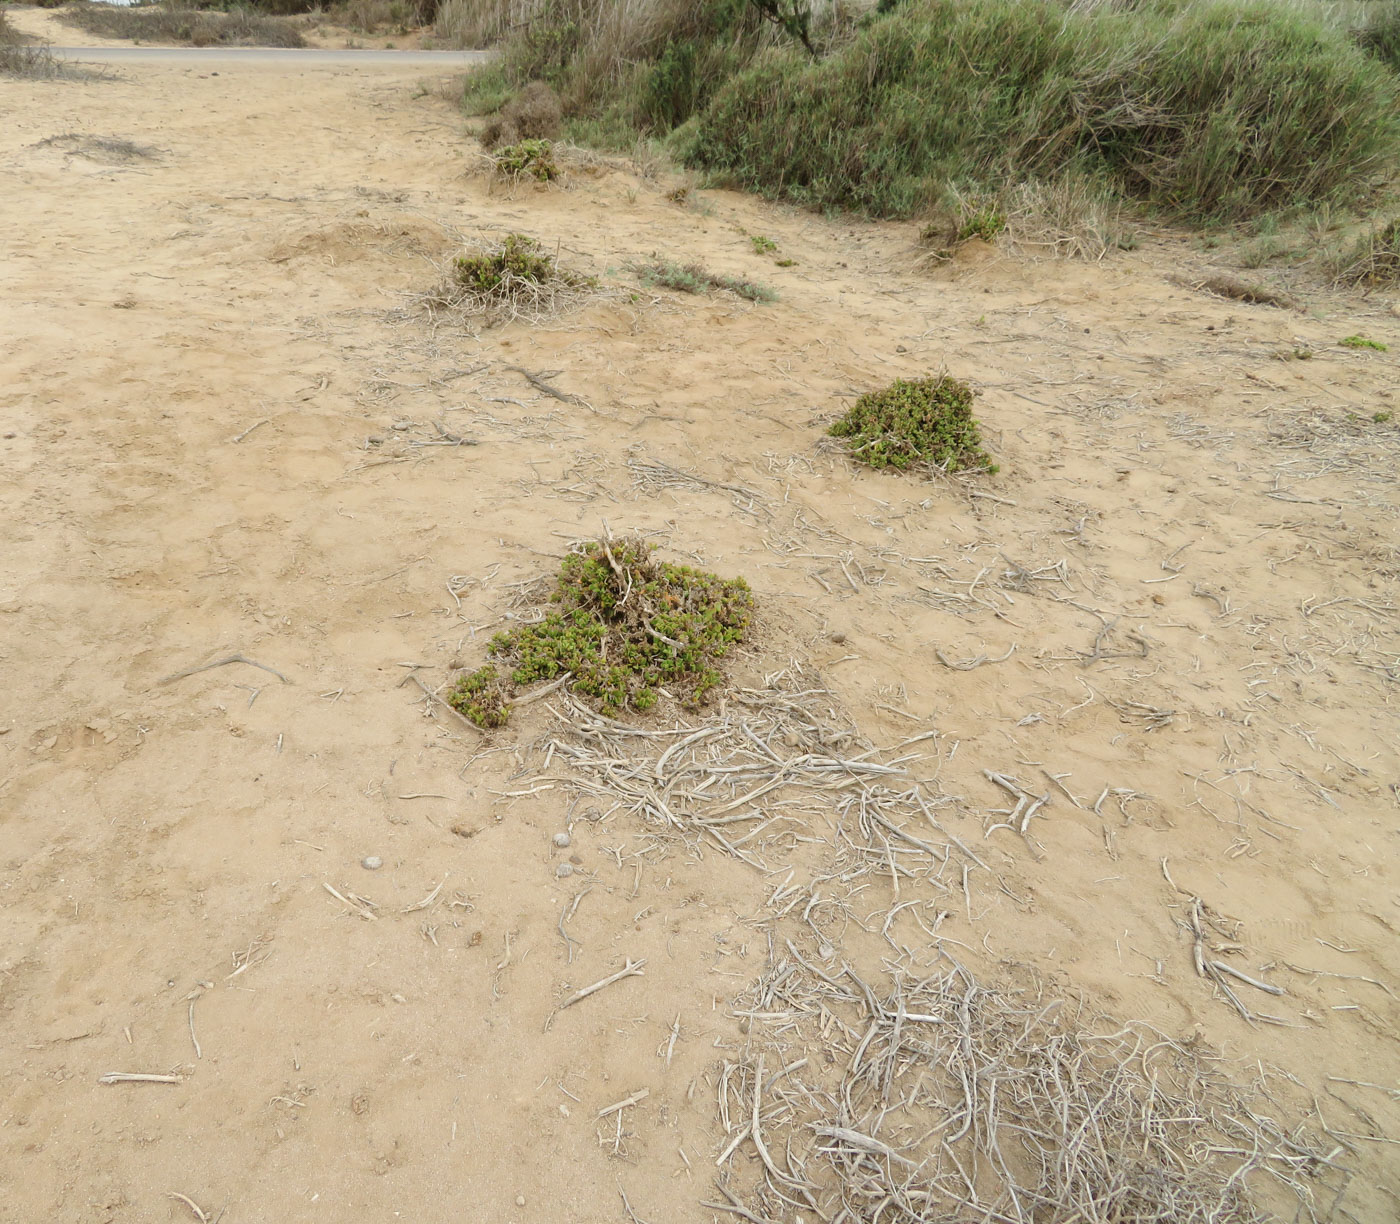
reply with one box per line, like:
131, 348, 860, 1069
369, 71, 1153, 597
159, 653, 291, 686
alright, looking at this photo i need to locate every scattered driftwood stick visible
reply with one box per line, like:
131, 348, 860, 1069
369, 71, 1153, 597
558, 958, 646, 1010
160, 654, 290, 686
503, 364, 590, 408
598, 1088, 650, 1118
322, 881, 377, 921
510, 672, 573, 708
935, 644, 1015, 671
231, 418, 269, 444
99, 1072, 182, 1085
1189, 274, 1298, 310
1211, 960, 1285, 997
400, 672, 483, 735
168, 1192, 210, 1223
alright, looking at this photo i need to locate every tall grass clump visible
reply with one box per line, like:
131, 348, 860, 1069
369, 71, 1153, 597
1355, 0, 1400, 72
683, 0, 1400, 222
447, 0, 802, 138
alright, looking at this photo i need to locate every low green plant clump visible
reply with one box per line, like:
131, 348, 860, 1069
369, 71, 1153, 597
446, 665, 511, 728
956, 202, 1006, 242
438, 232, 595, 323
454, 233, 565, 291
1341, 335, 1389, 351
829, 375, 996, 474
636, 257, 776, 302
494, 138, 558, 181
750, 234, 778, 254
448, 538, 753, 727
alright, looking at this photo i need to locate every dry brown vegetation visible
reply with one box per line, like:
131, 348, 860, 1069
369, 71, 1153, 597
58, 1, 308, 47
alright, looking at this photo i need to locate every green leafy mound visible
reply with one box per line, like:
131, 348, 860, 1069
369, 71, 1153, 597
494, 138, 559, 182
454, 233, 578, 292
449, 539, 754, 727
830, 376, 996, 474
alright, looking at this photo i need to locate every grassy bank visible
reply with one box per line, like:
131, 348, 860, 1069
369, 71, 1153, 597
686, 0, 1400, 222
58, 1, 308, 47
454, 0, 1400, 231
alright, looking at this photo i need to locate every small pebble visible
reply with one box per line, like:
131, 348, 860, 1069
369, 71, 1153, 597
362, 856, 383, 870
391, 420, 412, 431
555, 863, 574, 878
516, 1196, 526, 1208
552, 832, 571, 848
367, 435, 385, 444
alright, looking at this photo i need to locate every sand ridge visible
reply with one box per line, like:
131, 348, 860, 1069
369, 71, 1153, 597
1, 32, 1398, 1224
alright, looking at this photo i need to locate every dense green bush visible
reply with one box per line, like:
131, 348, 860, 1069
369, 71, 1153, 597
683, 0, 1400, 221
830, 376, 996, 474
449, 538, 753, 725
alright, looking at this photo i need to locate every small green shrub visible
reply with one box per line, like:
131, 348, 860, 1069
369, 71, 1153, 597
1341, 335, 1388, 351
750, 234, 778, 254
956, 202, 1006, 242
636, 257, 776, 302
830, 375, 996, 474
440, 232, 595, 323
451, 538, 754, 726
1374, 411, 1394, 423
494, 138, 558, 181
637, 259, 709, 294
447, 666, 510, 728
455, 233, 559, 291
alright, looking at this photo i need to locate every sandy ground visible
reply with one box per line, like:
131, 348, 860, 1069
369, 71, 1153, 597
2, 20, 1399, 1224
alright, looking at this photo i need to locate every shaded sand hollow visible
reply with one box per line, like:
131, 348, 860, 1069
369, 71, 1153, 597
2, 23, 1398, 1224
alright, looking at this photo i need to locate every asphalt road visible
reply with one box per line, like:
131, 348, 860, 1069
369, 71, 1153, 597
48, 45, 492, 66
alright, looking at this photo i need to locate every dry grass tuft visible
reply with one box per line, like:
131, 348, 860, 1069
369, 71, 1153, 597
1334, 218, 1400, 285
481, 80, 563, 149
58, 3, 307, 48
34, 132, 159, 163
0, 8, 86, 78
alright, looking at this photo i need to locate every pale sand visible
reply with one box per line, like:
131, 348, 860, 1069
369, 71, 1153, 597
2, 18, 1398, 1223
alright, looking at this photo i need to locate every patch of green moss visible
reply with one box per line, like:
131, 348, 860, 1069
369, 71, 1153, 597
447, 665, 511, 728
495, 138, 559, 181
1340, 335, 1388, 351
452, 539, 754, 727
830, 375, 996, 474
